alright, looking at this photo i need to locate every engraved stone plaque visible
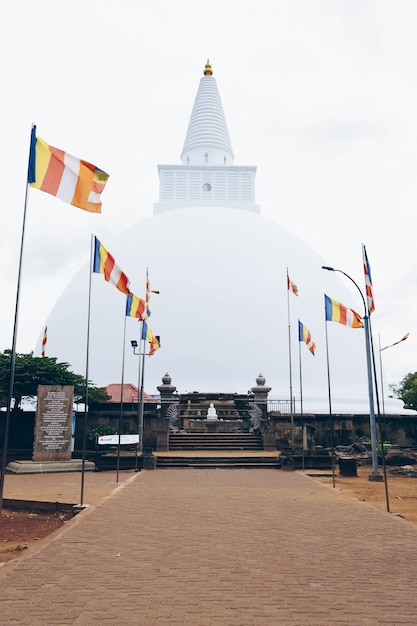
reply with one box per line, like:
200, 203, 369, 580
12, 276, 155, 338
33, 385, 74, 462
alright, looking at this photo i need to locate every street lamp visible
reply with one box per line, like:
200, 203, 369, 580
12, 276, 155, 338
322, 265, 381, 480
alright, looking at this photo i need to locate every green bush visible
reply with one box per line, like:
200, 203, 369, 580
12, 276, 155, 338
359, 436, 393, 455
87, 422, 117, 442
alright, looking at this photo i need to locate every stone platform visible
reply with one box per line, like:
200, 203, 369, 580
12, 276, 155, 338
6, 459, 96, 474
187, 418, 244, 432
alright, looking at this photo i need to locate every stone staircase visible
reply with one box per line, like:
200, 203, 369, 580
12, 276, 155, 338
168, 432, 263, 451
155, 431, 280, 469
155, 455, 281, 469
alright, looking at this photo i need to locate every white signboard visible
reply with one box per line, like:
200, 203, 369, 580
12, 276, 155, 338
97, 434, 139, 445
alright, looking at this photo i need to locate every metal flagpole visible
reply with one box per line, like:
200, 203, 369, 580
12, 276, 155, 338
363, 313, 379, 478
116, 313, 128, 484
139, 268, 159, 455
80, 234, 95, 506
0, 155, 33, 517
134, 329, 142, 472
378, 332, 409, 512
379, 332, 409, 417
139, 335, 146, 454
367, 326, 390, 511
286, 270, 294, 452
324, 312, 336, 488
378, 334, 387, 418
378, 332, 409, 509
298, 339, 305, 471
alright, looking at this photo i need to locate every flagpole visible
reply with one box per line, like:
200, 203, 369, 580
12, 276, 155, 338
139, 267, 159, 454
298, 339, 305, 471
368, 325, 390, 512
324, 314, 336, 488
286, 269, 294, 452
134, 326, 142, 472
0, 168, 32, 517
139, 335, 146, 454
378, 333, 387, 417
379, 332, 409, 417
80, 234, 94, 506
115, 313, 128, 484
363, 313, 379, 477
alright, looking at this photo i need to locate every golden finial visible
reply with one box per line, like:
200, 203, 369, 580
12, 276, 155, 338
204, 59, 213, 76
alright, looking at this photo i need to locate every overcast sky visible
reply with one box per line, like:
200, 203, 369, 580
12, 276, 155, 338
1, 0, 416, 392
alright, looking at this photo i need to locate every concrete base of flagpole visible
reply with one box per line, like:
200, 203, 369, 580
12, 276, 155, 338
368, 472, 384, 482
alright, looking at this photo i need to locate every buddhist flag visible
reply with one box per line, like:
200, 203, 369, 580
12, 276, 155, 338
126, 294, 146, 320
41, 326, 47, 357
93, 236, 131, 295
287, 270, 298, 296
145, 269, 159, 319
325, 295, 363, 328
381, 333, 409, 351
141, 321, 154, 342
362, 244, 375, 314
298, 320, 316, 355
149, 335, 161, 356
27, 126, 109, 213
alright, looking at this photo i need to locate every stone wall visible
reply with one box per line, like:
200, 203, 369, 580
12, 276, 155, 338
1, 406, 416, 462
266, 413, 417, 449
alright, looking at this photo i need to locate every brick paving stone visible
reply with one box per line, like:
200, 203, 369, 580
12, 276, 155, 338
0, 469, 417, 624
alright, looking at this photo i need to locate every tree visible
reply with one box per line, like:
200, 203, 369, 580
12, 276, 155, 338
0, 351, 109, 409
390, 372, 417, 411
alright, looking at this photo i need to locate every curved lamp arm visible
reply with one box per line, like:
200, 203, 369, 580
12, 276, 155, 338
321, 266, 366, 316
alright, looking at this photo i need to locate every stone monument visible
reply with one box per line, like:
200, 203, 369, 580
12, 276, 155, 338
7, 384, 95, 474
33, 385, 74, 462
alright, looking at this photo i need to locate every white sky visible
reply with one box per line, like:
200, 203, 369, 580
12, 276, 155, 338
1, 0, 416, 393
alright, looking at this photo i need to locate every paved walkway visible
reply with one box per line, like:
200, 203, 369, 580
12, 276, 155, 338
1, 468, 417, 625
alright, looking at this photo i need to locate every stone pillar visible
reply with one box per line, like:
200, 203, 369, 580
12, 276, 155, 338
250, 374, 274, 450
157, 373, 177, 418
250, 374, 271, 418
156, 374, 179, 448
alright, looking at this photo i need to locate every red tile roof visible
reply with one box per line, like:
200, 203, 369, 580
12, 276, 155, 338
105, 384, 150, 403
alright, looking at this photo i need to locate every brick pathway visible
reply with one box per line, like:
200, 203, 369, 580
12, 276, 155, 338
0, 469, 416, 625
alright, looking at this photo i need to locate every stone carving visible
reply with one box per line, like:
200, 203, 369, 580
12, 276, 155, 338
248, 404, 263, 432
166, 403, 179, 431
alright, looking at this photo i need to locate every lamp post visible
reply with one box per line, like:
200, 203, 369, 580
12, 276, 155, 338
378, 334, 388, 418
131, 339, 146, 470
322, 266, 380, 480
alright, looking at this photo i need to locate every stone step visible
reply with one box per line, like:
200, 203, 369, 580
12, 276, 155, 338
156, 456, 281, 469
169, 433, 263, 451
169, 440, 263, 450
169, 433, 261, 439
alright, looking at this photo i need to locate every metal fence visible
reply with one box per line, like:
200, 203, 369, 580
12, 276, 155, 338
267, 399, 293, 414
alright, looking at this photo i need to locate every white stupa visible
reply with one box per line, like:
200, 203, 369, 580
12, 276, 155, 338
37, 60, 407, 414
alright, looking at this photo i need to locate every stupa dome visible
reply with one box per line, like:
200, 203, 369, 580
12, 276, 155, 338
36, 62, 407, 414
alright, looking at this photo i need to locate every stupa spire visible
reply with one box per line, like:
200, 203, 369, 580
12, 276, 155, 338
180, 59, 234, 165
154, 61, 259, 215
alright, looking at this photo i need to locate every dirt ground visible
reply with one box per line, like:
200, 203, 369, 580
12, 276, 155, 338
306, 464, 417, 524
0, 507, 68, 563
0, 466, 416, 564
